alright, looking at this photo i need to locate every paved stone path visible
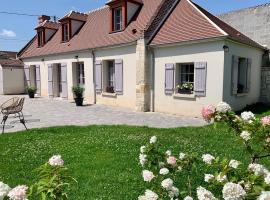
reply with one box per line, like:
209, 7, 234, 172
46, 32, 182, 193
0, 95, 205, 133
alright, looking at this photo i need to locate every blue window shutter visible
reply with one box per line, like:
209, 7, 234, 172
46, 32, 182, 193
24, 65, 30, 87
35, 65, 41, 96
232, 55, 239, 95
246, 58, 252, 92
194, 62, 207, 97
115, 59, 123, 95
61, 63, 68, 99
48, 64, 53, 98
95, 60, 102, 93
165, 63, 175, 95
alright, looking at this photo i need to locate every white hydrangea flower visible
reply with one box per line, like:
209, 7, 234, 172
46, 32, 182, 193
48, 155, 64, 166
8, 185, 28, 200
240, 131, 251, 141
140, 146, 146, 154
264, 173, 270, 185
159, 168, 169, 175
139, 154, 147, 167
0, 182, 11, 200
142, 170, 155, 182
165, 150, 172, 156
258, 191, 270, 200
229, 160, 240, 169
145, 189, 158, 200
184, 196, 193, 200
204, 174, 214, 183
222, 182, 246, 200
150, 136, 157, 144
202, 154, 215, 165
241, 111, 255, 122
216, 173, 227, 183
177, 166, 183, 171
168, 186, 179, 198
179, 153, 186, 160
197, 186, 217, 200
216, 102, 231, 113
161, 178, 173, 190
248, 163, 268, 177
138, 189, 158, 200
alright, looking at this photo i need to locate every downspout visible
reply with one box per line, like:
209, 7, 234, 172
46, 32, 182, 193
149, 47, 155, 112
91, 50, 96, 104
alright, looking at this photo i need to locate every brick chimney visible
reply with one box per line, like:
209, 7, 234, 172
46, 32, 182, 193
38, 15, 51, 24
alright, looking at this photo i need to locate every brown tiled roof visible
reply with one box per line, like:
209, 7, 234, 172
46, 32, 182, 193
150, 0, 265, 50
0, 51, 17, 59
36, 21, 60, 30
19, 0, 163, 59
0, 59, 23, 67
106, 0, 143, 5
59, 11, 88, 22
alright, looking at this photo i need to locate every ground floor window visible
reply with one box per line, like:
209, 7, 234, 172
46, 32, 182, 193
237, 58, 248, 94
103, 60, 115, 93
175, 63, 194, 94
76, 62, 85, 86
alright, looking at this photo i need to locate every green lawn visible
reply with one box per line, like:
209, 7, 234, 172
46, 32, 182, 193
1, 124, 269, 199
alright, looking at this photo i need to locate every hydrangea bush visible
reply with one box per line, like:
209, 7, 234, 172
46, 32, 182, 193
0, 155, 75, 200
139, 102, 270, 200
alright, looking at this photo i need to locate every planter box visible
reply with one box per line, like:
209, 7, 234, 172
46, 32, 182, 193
178, 89, 192, 94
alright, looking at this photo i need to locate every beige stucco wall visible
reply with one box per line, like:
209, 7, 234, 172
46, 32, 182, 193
223, 40, 264, 110
153, 40, 225, 117
95, 45, 137, 109
1, 66, 25, 95
23, 51, 94, 102
22, 44, 137, 109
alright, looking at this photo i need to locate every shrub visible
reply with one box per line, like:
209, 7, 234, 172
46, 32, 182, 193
0, 155, 76, 200
72, 85, 85, 98
138, 102, 270, 200
26, 86, 37, 94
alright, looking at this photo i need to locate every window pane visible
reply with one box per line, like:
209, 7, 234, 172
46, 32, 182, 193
114, 8, 122, 31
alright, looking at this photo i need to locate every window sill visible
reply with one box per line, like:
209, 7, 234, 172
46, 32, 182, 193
236, 93, 248, 97
173, 93, 195, 99
102, 92, 117, 97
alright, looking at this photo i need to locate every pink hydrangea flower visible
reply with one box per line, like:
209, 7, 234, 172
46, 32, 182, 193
261, 116, 270, 126
201, 105, 215, 122
167, 156, 177, 166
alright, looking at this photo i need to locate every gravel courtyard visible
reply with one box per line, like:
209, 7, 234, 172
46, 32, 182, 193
0, 95, 205, 133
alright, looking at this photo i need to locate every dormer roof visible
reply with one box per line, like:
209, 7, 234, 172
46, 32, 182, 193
35, 21, 60, 30
59, 11, 88, 22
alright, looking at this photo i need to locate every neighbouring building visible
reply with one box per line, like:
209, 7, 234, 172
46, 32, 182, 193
0, 51, 25, 95
18, 0, 267, 117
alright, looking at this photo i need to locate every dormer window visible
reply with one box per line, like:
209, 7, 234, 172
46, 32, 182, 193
107, 0, 142, 33
114, 7, 123, 31
35, 15, 59, 47
62, 23, 69, 42
37, 30, 44, 47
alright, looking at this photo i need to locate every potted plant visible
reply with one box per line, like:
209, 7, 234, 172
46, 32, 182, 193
72, 85, 85, 106
26, 86, 37, 98
176, 82, 193, 94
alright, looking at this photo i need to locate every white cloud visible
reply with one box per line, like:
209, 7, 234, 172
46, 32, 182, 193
0, 29, 16, 38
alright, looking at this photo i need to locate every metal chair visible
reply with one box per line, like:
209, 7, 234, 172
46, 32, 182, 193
0, 97, 27, 134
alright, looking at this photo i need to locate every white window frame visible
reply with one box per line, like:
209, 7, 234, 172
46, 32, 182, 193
175, 63, 195, 94
114, 7, 122, 31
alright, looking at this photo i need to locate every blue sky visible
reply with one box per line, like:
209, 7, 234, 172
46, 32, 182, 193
0, 0, 269, 52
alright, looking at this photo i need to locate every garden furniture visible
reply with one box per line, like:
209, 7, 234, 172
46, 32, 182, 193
0, 97, 27, 133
